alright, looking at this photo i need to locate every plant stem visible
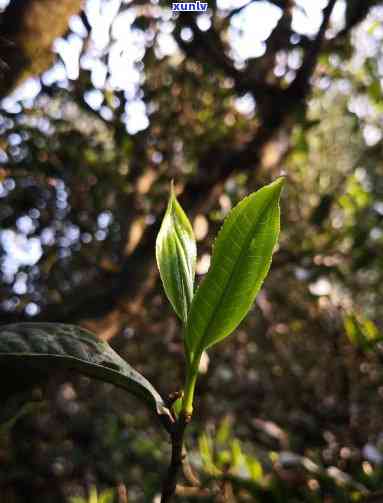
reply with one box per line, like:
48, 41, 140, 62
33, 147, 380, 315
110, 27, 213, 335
182, 366, 198, 416
160, 365, 199, 502
160, 359, 200, 502
160, 413, 189, 502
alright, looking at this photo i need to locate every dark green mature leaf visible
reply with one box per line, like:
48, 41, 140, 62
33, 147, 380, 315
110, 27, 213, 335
0, 323, 171, 419
156, 183, 196, 323
185, 178, 284, 367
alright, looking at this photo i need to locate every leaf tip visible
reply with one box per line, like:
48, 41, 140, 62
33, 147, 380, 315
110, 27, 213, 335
271, 176, 285, 194
169, 179, 176, 199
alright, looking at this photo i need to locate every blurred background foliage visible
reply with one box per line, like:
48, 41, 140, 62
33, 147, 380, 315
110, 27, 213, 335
1, 0, 383, 501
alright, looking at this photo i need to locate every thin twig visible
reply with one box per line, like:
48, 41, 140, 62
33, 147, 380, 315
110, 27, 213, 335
175, 485, 211, 498
160, 413, 191, 502
288, 0, 338, 99
182, 445, 201, 487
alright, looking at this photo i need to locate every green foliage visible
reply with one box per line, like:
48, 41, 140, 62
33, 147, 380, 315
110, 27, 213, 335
196, 420, 372, 502
185, 178, 284, 368
0, 323, 170, 419
70, 487, 115, 503
170, 394, 183, 419
344, 313, 381, 350
198, 418, 264, 482
156, 183, 196, 323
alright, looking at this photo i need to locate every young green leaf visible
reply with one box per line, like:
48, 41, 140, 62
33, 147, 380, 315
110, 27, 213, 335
0, 323, 171, 420
156, 183, 196, 323
185, 178, 284, 367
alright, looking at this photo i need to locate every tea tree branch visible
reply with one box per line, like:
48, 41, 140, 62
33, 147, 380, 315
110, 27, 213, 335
160, 367, 199, 501
157, 179, 283, 500
160, 412, 191, 503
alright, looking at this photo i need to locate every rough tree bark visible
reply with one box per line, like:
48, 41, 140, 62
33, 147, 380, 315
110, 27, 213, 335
0, 0, 83, 97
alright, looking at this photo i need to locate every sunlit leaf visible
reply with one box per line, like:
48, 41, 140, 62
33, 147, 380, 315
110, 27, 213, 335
0, 323, 171, 420
156, 183, 196, 323
245, 455, 264, 481
69, 487, 115, 503
231, 438, 243, 468
198, 433, 220, 476
185, 178, 284, 367
344, 313, 381, 351
216, 416, 232, 445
